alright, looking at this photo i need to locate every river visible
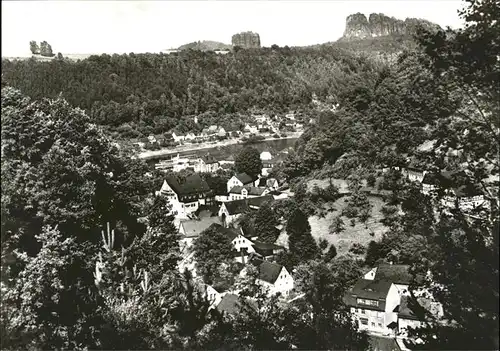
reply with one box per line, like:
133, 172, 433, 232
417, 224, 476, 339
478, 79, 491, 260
145, 138, 298, 168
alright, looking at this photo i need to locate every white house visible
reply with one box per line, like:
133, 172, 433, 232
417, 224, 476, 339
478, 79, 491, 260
257, 177, 279, 191
229, 186, 269, 201
218, 195, 274, 226
345, 279, 401, 336
401, 167, 427, 183
227, 173, 256, 193
156, 174, 213, 218
244, 124, 258, 134
260, 151, 272, 161
185, 132, 197, 141
147, 135, 157, 144
208, 125, 218, 133
172, 154, 192, 173
217, 127, 227, 138
206, 284, 224, 307
422, 171, 487, 211
172, 132, 185, 143
194, 154, 219, 173
397, 295, 444, 338
242, 259, 294, 297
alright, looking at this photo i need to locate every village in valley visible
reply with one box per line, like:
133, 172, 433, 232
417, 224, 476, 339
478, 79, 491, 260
2, 0, 497, 349
148, 128, 490, 349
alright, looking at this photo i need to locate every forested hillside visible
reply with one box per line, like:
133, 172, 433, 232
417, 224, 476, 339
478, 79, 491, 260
1, 47, 381, 139
279, 0, 499, 348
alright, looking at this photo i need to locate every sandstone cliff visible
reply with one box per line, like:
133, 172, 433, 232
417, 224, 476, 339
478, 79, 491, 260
342, 13, 440, 40
231, 31, 261, 48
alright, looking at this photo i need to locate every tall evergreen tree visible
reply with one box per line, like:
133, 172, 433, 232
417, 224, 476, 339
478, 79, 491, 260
235, 147, 262, 179
286, 205, 319, 264
254, 202, 279, 244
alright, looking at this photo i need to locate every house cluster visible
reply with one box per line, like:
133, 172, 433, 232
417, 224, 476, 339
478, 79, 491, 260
345, 263, 443, 348
383, 164, 488, 212
156, 151, 286, 219
175, 208, 294, 312
172, 125, 227, 143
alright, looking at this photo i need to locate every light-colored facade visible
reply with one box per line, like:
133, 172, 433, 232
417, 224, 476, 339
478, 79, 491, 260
218, 202, 241, 226
256, 266, 294, 297
193, 158, 220, 173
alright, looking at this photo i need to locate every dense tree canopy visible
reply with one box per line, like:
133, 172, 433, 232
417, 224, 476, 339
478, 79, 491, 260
234, 147, 262, 179
1, 46, 380, 139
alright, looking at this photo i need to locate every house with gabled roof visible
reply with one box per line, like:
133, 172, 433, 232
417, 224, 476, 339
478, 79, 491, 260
395, 295, 443, 338
227, 172, 258, 193
215, 293, 258, 317
364, 264, 411, 296
242, 258, 294, 297
157, 174, 213, 218
229, 186, 269, 201
178, 216, 222, 248
194, 153, 220, 173
218, 195, 274, 226
208, 224, 256, 263
172, 132, 185, 143
422, 170, 486, 210
257, 177, 279, 191
344, 279, 401, 336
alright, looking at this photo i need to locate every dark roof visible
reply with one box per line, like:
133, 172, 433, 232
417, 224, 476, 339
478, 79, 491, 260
251, 259, 284, 284
422, 171, 483, 197
235, 173, 254, 185
201, 154, 218, 164
180, 217, 221, 238
345, 279, 393, 312
166, 174, 210, 196
394, 295, 439, 320
223, 195, 274, 215
258, 178, 279, 188
375, 264, 411, 285
216, 294, 257, 315
247, 195, 274, 208
223, 199, 250, 215
229, 186, 267, 196
216, 294, 241, 315
251, 240, 283, 251
211, 223, 239, 241
368, 336, 401, 351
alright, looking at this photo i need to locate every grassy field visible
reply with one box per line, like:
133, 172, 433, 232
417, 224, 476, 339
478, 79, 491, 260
308, 194, 389, 258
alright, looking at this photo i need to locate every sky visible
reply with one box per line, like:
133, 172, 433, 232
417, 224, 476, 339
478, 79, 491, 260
2, 0, 465, 57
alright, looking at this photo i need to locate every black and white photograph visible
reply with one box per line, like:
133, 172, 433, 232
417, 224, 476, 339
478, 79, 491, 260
1, 0, 498, 350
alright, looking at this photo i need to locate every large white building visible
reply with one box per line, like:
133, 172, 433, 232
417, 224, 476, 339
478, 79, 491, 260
156, 174, 213, 218
345, 264, 443, 338
193, 154, 220, 173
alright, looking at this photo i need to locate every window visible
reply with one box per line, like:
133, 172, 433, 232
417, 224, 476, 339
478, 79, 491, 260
371, 322, 375, 327
361, 309, 365, 314
378, 323, 382, 328
360, 318, 368, 325
357, 298, 379, 307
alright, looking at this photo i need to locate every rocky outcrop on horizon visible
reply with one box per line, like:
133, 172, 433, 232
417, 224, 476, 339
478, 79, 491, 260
231, 31, 261, 48
342, 13, 440, 40
177, 40, 232, 52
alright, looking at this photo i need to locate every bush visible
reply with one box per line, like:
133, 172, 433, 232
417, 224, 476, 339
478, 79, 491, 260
366, 174, 376, 187
349, 243, 365, 255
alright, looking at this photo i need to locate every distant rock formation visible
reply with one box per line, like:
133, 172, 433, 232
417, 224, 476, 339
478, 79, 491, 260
177, 40, 232, 52
342, 13, 440, 40
231, 31, 261, 48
